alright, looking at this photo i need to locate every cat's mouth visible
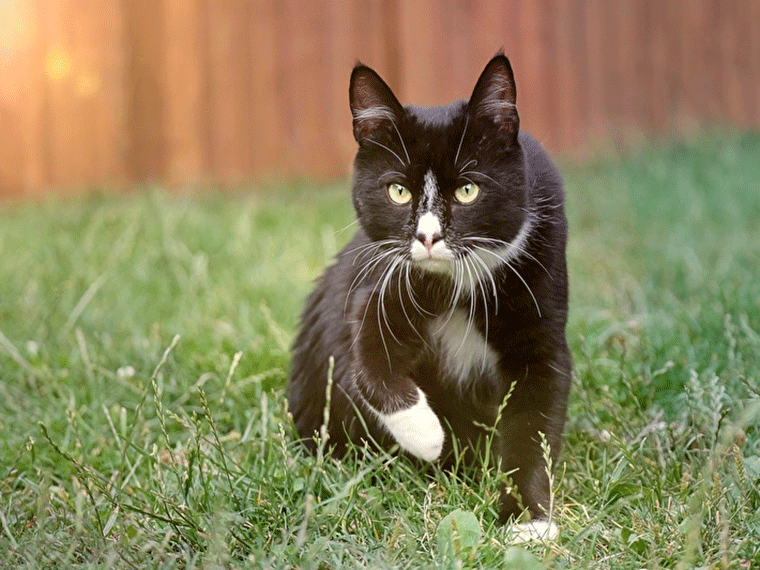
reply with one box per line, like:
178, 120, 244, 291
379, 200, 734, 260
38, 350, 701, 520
410, 240, 455, 274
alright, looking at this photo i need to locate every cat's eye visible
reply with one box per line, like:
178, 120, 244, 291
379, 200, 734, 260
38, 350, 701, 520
454, 182, 480, 204
387, 183, 412, 205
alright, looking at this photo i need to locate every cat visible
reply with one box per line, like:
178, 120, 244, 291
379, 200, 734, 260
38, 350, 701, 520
288, 53, 571, 540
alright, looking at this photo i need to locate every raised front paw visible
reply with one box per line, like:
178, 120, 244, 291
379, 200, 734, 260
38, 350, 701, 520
377, 388, 444, 462
508, 519, 558, 543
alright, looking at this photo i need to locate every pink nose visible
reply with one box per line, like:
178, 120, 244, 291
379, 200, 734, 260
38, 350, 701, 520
416, 231, 442, 251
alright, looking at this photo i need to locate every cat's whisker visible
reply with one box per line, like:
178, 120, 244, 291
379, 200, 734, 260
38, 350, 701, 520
467, 249, 499, 312
346, 238, 398, 261
460, 169, 505, 191
345, 246, 402, 315
454, 115, 469, 167
467, 238, 550, 279
335, 219, 360, 235
435, 259, 464, 335
468, 253, 493, 370
397, 262, 429, 348
458, 256, 479, 357
404, 264, 433, 317
467, 244, 542, 317
459, 158, 477, 172
364, 138, 406, 168
346, 247, 396, 297
354, 253, 403, 365
389, 120, 411, 166
377, 257, 404, 353
506, 261, 542, 318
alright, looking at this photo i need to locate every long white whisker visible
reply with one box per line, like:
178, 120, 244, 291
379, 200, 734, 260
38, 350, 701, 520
404, 264, 432, 316
465, 235, 550, 278
378, 256, 406, 350
467, 250, 499, 313
467, 244, 541, 317
397, 262, 429, 347
346, 238, 399, 260
456, 256, 478, 357
460, 169, 505, 191
459, 158, 477, 172
364, 138, 406, 168
469, 253, 492, 370
506, 261, 542, 318
454, 115, 469, 167
345, 246, 401, 315
436, 258, 463, 334
389, 121, 410, 166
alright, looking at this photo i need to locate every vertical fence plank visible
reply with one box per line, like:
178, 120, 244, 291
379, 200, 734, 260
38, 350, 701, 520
398, 0, 447, 106
518, 1, 554, 147
281, 0, 336, 177
749, 0, 760, 126
719, 0, 748, 126
445, 0, 476, 101
645, 0, 668, 132
554, 0, 585, 152
39, 0, 78, 187
123, 0, 166, 183
326, 0, 362, 170
249, 0, 282, 177
0, 0, 39, 195
163, 0, 208, 185
205, 0, 255, 183
584, 0, 607, 146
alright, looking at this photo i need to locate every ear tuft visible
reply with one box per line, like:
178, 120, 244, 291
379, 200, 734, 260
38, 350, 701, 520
468, 54, 519, 137
349, 65, 404, 142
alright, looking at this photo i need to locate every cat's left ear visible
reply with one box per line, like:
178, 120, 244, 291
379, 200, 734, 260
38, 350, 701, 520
468, 53, 519, 139
349, 64, 404, 142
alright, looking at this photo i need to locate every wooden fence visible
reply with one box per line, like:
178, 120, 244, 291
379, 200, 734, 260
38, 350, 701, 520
1, 0, 759, 197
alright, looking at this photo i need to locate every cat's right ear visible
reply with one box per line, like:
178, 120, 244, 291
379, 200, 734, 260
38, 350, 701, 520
469, 53, 519, 139
349, 64, 404, 142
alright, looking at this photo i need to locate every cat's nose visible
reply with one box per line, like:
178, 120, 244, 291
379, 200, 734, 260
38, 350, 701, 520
416, 231, 443, 251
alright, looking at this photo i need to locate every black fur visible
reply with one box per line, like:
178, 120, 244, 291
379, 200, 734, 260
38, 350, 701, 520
288, 54, 571, 523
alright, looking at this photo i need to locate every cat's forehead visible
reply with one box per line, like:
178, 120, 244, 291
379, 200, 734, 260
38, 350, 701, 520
406, 100, 467, 128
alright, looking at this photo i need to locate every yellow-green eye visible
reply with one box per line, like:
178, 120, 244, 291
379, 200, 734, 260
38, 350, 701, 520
454, 182, 480, 204
388, 183, 412, 205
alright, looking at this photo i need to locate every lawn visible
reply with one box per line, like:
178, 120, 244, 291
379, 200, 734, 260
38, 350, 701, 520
1, 132, 759, 568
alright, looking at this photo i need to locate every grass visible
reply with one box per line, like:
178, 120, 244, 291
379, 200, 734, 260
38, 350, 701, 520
1, 132, 759, 568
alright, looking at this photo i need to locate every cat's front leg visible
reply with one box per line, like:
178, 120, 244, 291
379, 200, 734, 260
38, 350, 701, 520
372, 385, 444, 461
351, 292, 445, 462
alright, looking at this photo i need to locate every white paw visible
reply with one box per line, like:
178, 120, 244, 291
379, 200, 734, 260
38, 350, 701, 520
509, 519, 558, 543
377, 388, 444, 461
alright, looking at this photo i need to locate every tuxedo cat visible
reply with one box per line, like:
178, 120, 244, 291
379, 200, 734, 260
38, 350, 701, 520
289, 53, 571, 539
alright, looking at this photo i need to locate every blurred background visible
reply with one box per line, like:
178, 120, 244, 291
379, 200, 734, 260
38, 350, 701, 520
0, 0, 758, 198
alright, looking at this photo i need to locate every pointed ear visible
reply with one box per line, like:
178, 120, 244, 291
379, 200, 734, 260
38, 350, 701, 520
349, 64, 404, 142
468, 54, 519, 138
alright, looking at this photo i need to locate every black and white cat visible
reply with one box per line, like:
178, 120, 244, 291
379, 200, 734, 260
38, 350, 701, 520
288, 53, 571, 539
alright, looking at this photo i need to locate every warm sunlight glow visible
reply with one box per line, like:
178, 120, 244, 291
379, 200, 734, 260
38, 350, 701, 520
0, 0, 36, 58
45, 47, 73, 81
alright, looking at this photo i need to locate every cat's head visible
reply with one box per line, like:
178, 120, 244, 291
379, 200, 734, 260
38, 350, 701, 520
349, 54, 530, 280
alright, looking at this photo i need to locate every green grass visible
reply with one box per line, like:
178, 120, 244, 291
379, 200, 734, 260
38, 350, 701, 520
1, 132, 759, 568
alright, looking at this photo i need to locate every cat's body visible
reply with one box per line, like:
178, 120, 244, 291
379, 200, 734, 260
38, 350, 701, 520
288, 54, 571, 533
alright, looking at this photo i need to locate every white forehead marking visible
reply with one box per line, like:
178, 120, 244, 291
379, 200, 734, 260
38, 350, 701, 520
416, 211, 441, 238
423, 169, 437, 210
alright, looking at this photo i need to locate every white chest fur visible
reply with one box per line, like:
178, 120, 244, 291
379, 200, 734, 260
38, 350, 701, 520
428, 308, 499, 391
